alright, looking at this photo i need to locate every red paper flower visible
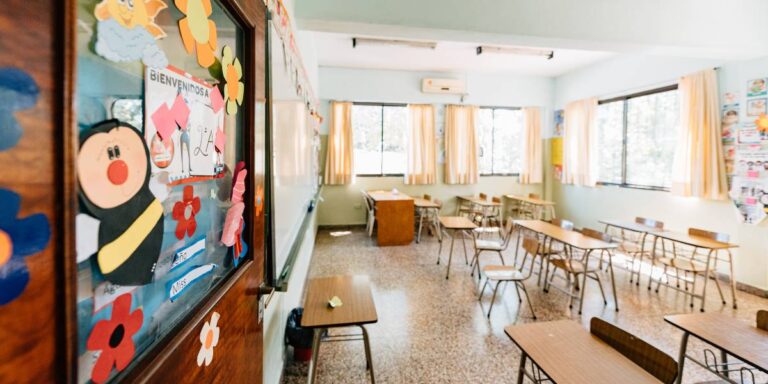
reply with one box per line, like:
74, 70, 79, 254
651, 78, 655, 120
172, 185, 201, 239
87, 294, 143, 383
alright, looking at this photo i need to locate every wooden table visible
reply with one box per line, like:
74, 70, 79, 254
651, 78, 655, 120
437, 216, 477, 279
506, 194, 556, 220
505, 320, 660, 384
456, 195, 501, 228
302, 275, 378, 384
665, 313, 768, 384
414, 198, 440, 244
599, 219, 665, 285
648, 231, 738, 312
513, 220, 619, 313
368, 190, 414, 246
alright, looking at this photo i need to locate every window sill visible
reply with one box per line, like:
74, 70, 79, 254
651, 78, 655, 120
596, 182, 670, 192
480, 174, 520, 177
355, 174, 405, 178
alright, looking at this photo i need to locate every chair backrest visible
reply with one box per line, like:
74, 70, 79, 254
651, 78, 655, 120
758, 310, 768, 331
500, 219, 516, 248
528, 193, 541, 199
434, 198, 443, 209
361, 190, 372, 210
423, 193, 432, 201
550, 218, 574, 231
689, 228, 729, 243
635, 217, 664, 229
518, 236, 540, 279
580, 228, 612, 243
492, 196, 501, 203
479, 192, 488, 200
590, 318, 678, 384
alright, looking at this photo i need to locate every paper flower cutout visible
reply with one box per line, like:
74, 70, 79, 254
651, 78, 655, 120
0, 68, 39, 151
87, 294, 144, 383
221, 169, 247, 247
0, 189, 50, 305
176, 0, 218, 68
756, 113, 768, 133
197, 311, 220, 367
93, 0, 169, 68
255, 184, 264, 216
172, 185, 201, 239
221, 45, 244, 115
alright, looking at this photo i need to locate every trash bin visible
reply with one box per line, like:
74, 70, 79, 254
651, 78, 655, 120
285, 307, 314, 362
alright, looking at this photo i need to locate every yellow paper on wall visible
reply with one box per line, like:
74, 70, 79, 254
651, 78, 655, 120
551, 137, 563, 166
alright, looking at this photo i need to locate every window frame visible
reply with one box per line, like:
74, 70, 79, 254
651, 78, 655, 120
596, 84, 679, 191
478, 105, 523, 177
352, 101, 409, 177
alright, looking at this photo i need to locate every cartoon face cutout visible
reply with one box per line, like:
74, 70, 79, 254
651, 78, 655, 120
78, 121, 149, 209
95, 0, 167, 37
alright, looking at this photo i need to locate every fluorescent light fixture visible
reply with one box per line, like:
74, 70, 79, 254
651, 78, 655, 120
352, 37, 437, 50
476, 45, 554, 59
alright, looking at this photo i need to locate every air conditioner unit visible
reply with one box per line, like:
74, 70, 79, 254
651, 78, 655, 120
422, 78, 466, 95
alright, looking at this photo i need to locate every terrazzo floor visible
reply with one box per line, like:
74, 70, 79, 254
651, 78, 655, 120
282, 227, 768, 384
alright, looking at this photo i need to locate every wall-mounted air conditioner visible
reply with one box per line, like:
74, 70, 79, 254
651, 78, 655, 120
421, 78, 466, 95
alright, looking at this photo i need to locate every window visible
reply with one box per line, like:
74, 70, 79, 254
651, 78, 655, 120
352, 103, 408, 176
477, 107, 524, 175
596, 85, 680, 189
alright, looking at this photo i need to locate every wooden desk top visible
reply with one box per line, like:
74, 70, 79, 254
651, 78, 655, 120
439, 216, 478, 230
414, 198, 440, 208
368, 190, 413, 202
457, 195, 501, 207
514, 220, 617, 250
654, 231, 738, 250
301, 275, 378, 328
505, 320, 660, 384
599, 220, 664, 234
664, 313, 768, 371
505, 194, 556, 206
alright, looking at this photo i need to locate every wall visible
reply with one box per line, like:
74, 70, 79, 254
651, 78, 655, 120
551, 54, 768, 291
317, 67, 554, 225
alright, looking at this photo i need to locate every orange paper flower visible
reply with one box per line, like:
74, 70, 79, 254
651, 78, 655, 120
221, 45, 244, 115
176, 0, 218, 68
756, 113, 768, 133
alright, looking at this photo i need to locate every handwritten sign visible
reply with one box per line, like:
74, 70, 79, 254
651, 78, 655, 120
93, 282, 136, 313
168, 264, 216, 302
171, 236, 206, 271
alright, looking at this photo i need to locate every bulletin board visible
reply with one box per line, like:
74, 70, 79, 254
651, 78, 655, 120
723, 78, 768, 224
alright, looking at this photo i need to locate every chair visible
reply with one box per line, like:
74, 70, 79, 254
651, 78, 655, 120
519, 193, 540, 219
361, 190, 376, 237
545, 227, 610, 314
651, 228, 730, 309
478, 237, 540, 319
417, 198, 443, 243
590, 318, 678, 384
470, 219, 515, 278
520, 218, 573, 286
758, 310, 768, 331
614, 217, 664, 284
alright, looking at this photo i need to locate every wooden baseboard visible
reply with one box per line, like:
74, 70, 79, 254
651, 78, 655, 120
715, 272, 768, 298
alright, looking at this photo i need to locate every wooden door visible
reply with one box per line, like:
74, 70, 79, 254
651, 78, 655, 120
67, 0, 267, 383
0, 0, 66, 382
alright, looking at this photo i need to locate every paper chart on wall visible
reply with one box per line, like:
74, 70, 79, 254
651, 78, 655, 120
145, 66, 224, 182
729, 176, 768, 224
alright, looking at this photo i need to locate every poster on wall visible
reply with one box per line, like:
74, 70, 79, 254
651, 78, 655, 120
747, 78, 767, 97
145, 66, 224, 182
729, 176, 768, 224
553, 110, 564, 137
722, 104, 739, 143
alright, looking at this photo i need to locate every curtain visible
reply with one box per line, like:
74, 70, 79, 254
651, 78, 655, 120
405, 104, 437, 184
444, 105, 479, 184
323, 101, 354, 185
671, 69, 728, 199
520, 107, 543, 184
562, 97, 599, 187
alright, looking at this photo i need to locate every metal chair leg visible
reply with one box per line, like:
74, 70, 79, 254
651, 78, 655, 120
360, 325, 375, 384
578, 271, 589, 315
488, 281, 501, 318
518, 282, 537, 320
593, 272, 607, 305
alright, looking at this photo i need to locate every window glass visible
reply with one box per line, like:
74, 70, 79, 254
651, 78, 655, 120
478, 107, 523, 175
626, 90, 680, 188
382, 106, 408, 175
596, 101, 624, 184
352, 104, 407, 175
477, 108, 493, 174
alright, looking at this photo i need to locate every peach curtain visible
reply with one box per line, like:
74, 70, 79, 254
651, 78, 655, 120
323, 101, 354, 185
444, 105, 479, 184
671, 69, 728, 199
562, 97, 599, 187
520, 107, 543, 184
405, 104, 437, 185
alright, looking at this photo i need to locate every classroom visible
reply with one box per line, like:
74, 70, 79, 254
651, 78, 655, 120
0, 0, 767, 383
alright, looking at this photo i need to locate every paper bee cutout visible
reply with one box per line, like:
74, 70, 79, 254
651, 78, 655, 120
78, 120, 164, 285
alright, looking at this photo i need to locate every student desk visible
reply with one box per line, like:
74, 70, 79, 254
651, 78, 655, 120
513, 220, 619, 313
368, 191, 414, 246
599, 219, 665, 284
302, 275, 378, 384
665, 313, 768, 384
505, 194, 556, 220
456, 195, 501, 227
437, 216, 477, 279
505, 320, 660, 384
414, 198, 440, 244
647, 230, 738, 312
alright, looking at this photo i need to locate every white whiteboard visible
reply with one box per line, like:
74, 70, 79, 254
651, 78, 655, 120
270, 21, 316, 277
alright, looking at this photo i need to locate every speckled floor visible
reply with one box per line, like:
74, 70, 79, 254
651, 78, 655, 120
282, 227, 768, 384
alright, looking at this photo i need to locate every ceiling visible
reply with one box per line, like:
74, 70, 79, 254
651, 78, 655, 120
313, 32, 616, 77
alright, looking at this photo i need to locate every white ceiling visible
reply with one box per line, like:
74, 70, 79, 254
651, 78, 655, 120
313, 32, 616, 77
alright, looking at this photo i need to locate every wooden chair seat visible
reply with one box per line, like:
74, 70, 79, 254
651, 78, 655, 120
483, 265, 524, 281
475, 239, 504, 251
619, 241, 643, 253
656, 257, 706, 272
549, 258, 589, 274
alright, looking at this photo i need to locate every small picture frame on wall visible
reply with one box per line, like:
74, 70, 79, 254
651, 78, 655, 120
747, 98, 767, 117
747, 78, 768, 97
